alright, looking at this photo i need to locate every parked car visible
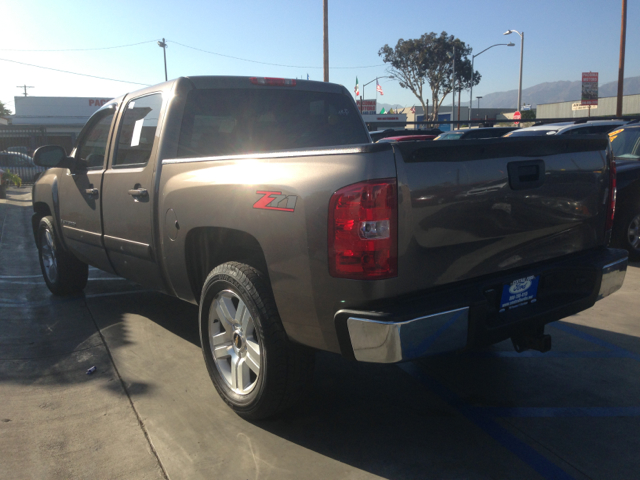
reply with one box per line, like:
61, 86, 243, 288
376, 134, 437, 143
433, 127, 517, 140
369, 128, 442, 142
608, 121, 640, 260
504, 120, 626, 137
0, 151, 45, 184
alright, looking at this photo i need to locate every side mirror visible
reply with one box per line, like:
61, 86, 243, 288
33, 145, 75, 169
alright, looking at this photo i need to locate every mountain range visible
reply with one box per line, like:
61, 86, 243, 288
379, 75, 640, 111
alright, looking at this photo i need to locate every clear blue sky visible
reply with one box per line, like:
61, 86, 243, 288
2, 0, 638, 112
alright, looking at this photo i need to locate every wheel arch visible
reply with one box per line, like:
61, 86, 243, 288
184, 227, 270, 303
32, 202, 53, 246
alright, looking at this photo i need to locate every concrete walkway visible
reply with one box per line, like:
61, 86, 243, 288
0, 187, 165, 480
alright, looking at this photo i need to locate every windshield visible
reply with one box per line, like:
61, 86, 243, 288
505, 129, 558, 137
609, 126, 640, 160
177, 88, 369, 158
435, 132, 464, 140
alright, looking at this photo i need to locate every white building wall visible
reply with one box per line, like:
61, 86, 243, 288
12, 96, 113, 125
537, 94, 640, 119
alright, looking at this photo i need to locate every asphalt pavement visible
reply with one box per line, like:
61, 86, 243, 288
1, 185, 639, 480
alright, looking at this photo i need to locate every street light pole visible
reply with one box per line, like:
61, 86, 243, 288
362, 76, 391, 113
504, 30, 524, 111
468, 42, 514, 122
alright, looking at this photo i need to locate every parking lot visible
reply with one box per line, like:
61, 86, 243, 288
1, 185, 639, 480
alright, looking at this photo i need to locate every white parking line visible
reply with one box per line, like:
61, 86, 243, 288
0, 274, 43, 279
0, 289, 153, 308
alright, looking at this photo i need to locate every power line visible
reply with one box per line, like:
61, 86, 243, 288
0, 37, 384, 70
0, 58, 149, 86
0, 40, 157, 52
169, 40, 383, 69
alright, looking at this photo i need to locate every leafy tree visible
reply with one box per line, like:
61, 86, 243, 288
2, 169, 22, 187
379, 32, 480, 122
0, 100, 12, 117
521, 109, 536, 120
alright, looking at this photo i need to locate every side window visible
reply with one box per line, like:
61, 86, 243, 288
113, 94, 163, 167
10, 155, 24, 166
77, 110, 115, 168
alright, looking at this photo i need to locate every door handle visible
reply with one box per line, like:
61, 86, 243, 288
128, 188, 148, 197
85, 188, 99, 196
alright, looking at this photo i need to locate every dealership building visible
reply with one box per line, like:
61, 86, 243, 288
537, 93, 640, 119
0, 96, 112, 153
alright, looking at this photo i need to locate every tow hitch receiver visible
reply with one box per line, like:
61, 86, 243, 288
511, 326, 552, 353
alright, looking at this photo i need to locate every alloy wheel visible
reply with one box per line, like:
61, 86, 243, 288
627, 214, 640, 250
209, 290, 261, 395
40, 228, 58, 284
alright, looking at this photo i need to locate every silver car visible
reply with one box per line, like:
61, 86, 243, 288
504, 119, 626, 137
0, 151, 45, 184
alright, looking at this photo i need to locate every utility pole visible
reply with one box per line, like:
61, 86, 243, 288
323, 0, 329, 82
16, 85, 34, 97
616, 0, 627, 117
452, 47, 456, 129
158, 38, 168, 82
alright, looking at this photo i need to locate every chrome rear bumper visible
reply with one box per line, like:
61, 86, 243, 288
597, 257, 627, 300
347, 307, 469, 363
343, 250, 628, 364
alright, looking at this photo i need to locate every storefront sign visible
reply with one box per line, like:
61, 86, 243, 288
581, 72, 598, 106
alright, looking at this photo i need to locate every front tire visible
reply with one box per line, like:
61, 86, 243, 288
37, 216, 88, 295
614, 206, 640, 261
199, 262, 315, 420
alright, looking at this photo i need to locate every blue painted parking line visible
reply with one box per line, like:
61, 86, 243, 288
399, 362, 576, 480
462, 350, 637, 359
475, 407, 640, 418
550, 323, 640, 362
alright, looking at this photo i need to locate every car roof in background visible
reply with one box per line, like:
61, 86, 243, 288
377, 135, 436, 143
507, 119, 626, 136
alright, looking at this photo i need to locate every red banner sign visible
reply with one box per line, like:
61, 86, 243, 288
581, 72, 598, 106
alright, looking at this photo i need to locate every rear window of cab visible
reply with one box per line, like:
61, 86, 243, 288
177, 89, 369, 158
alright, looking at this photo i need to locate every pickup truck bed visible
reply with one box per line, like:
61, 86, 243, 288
31, 76, 627, 419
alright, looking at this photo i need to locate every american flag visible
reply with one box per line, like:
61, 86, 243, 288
410, 105, 416, 113
376, 80, 384, 95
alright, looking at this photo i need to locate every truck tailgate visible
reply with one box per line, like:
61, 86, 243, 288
394, 136, 611, 293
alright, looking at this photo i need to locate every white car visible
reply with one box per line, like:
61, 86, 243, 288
504, 120, 626, 137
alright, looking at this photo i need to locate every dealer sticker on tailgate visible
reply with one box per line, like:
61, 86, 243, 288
500, 275, 540, 311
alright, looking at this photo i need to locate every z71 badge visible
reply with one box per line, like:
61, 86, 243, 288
253, 191, 298, 212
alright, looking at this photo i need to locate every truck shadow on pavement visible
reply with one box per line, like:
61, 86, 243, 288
3, 273, 640, 479
76, 280, 640, 479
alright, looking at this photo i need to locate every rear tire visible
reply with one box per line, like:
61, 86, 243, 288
199, 262, 315, 420
37, 216, 88, 295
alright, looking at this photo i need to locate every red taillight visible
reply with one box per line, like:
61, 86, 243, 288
606, 159, 616, 232
328, 179, 397, 279
249, 77, 296, 87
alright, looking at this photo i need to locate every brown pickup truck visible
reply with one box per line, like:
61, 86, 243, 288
31, 76, 627, 419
